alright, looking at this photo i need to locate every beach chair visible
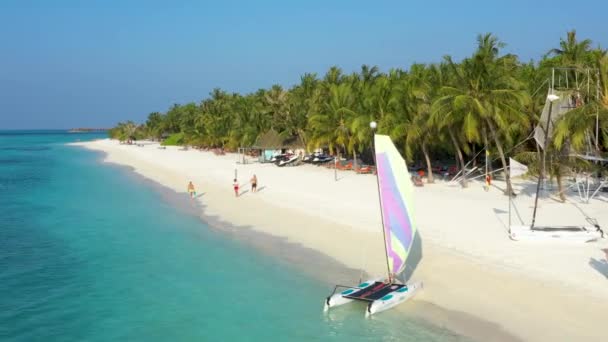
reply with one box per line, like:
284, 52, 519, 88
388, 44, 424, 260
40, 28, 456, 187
337, 162, 353, 171
355, 165, 373, 174
411, 176, 424, 187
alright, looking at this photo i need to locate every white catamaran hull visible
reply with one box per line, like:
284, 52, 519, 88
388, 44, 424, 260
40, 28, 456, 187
323, 135, 422, 316
509, 225, 603, 243
323, 279, 378, 312
366, 281, 422, 316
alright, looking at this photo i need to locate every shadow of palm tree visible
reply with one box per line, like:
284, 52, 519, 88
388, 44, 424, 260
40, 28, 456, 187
589, 258, 608, 279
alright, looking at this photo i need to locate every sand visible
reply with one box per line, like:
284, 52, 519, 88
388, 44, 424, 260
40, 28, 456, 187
72, 139, 608, 342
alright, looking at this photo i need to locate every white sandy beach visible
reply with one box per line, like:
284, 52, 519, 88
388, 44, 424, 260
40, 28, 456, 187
73, 139, 608, 342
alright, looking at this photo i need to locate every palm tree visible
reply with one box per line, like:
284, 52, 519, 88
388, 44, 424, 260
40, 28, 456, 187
144, 112, 164, 140
433, 34, 529, 192
360, 64, 380, 86
598, 54, 608, 111
553, 53, 608, 176
107, 31, 606, 188
546, 30, 594, 68
287, 73, 320, 148
179, 102, 201, 145
350, 69, 402, 170
431, 59, 472, 187
323, 66, 344, 85
264, 85, 289, 128
308, 83, 357, 156
109, 121, 138, 143
398, 64, 441, 183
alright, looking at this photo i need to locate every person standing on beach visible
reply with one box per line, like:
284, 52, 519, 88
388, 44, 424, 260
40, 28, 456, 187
250, 174, 257, 193
187, 181, 196, 199
233, 179, 239, 197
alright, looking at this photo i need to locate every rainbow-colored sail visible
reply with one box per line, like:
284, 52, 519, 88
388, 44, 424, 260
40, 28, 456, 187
374, 134, 416, 277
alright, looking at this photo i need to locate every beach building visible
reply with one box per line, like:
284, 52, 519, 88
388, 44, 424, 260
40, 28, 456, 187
249, 129, 305, 163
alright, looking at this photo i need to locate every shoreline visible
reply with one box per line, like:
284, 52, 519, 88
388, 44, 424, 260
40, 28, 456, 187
92, 147, 520, 342
72, 139, 608, 341
93, 149, 521, 342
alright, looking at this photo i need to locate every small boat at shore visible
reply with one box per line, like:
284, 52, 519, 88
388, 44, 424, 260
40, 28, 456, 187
323, 134, 422, 316
303, 153, 333, 164
509, 224, 603, 243
277, 154, 299, 167
508, 90, 604, 243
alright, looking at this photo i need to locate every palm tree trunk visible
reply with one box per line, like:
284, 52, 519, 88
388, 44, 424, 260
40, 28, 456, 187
483, 128, 490, 180
297, 129, 307, 152
448, 129, 467, 187
486, 120, 513, 195
555, 167, 566, 202
422, 141, 434, 183
472, 144, 477, 168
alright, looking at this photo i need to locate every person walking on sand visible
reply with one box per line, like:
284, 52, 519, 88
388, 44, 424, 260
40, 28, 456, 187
233, 179, 239, 197
250, 174, 257, 193
187, 181, 196, 199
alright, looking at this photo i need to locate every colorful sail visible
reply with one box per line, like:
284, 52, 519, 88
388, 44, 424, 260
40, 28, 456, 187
374, 134, 416, 277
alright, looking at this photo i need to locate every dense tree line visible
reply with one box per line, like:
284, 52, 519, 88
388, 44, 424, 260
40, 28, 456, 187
109, 31, 608, 197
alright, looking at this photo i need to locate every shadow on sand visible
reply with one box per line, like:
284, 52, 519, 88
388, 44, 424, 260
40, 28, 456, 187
589, 258, 608, 279
399, 231, 423, 283
491, 208, 512, 235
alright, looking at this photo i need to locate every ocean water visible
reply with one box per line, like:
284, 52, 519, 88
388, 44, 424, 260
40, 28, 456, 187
0, 131, 468, 341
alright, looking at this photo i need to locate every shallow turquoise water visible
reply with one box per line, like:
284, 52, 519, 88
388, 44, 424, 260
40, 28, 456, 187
0, 131, 468, 341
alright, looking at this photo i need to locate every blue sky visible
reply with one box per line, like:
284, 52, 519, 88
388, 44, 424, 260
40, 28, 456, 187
0, 0, 606, 129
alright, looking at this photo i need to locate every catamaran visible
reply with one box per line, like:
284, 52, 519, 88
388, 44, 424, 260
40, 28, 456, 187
323, 134, 422, 316
508, 89, 604, 243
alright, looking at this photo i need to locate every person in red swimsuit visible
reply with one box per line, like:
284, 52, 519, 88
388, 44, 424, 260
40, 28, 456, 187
233, 179, 239, 197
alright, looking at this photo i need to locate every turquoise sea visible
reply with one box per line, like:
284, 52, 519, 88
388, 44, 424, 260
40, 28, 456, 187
0, 131, 468, 341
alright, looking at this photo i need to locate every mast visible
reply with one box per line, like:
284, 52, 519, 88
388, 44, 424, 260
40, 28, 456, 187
531, 91, 558, 228
596, 70, 600, 152
370, 123, 393, 282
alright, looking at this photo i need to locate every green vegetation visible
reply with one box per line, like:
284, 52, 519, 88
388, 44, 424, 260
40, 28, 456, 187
161, 133, 184, 146
109, 31, 608, 197
108, 121, 141, 142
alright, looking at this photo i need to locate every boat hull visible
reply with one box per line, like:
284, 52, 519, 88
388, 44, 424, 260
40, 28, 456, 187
366, 281, 422, 316
323, 279, 378, 312
509, 225, 603, 243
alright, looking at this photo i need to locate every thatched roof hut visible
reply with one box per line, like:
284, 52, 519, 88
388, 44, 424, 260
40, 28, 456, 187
252, 129, 304, 150
252, 129, 284, 149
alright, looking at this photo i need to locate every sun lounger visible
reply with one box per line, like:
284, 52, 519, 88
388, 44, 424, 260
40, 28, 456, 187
355, 165, 374, 174
336, 162, 353, 171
